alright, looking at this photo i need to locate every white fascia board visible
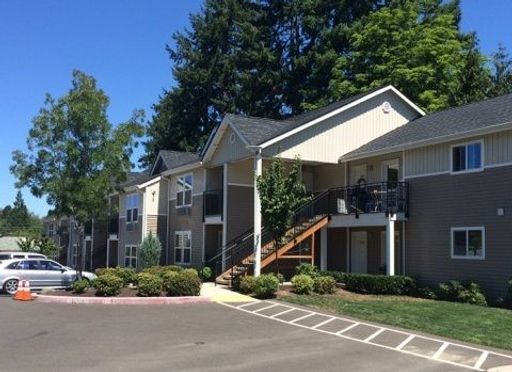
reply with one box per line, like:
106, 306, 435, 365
137, 176, 162, 190
339, 120, 512, 163
258, 85, 425, 149
202, 116, 252, 163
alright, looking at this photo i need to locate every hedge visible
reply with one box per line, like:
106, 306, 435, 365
92, 274, 124, 297
162, 269, 201, 297
136, 273, 163, 297
344, 273, 416, 295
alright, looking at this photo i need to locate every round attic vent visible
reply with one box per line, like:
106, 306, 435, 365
382, 101, 392, 113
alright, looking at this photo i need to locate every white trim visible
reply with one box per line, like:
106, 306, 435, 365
142, 190, 148, 239
137, 176, 161, 190
402, 221, 406, 276
404, 171, 450, 180
340, 120, 512, 163
227, 182, 254, 188
449, 139, 484, 175
485, 161, 512, 169
176, 173, 193, 208
259, 86, 425, 149
174, 230, 192, 265
222, 163, 228, 271
124, 244, 138, 268
450, 226, 485, 260
202, 119, 251, 163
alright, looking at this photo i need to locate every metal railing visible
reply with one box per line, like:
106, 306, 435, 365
203, 189, 223, 220
329, 181, 409, 217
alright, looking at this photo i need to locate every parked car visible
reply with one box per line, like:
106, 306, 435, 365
0, 259, 97, 295
0, 252, 47, 261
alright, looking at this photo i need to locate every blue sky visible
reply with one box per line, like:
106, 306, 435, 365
0, 0, 511, 217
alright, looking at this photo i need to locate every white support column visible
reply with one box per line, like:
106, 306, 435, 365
320, 226, 327, 271
106, 239, 110, 268
222, 163, 228, 271
386, 216, 395, 276
253, 150, 263, 277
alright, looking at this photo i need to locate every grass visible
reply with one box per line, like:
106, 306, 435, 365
279, 291, 512, 350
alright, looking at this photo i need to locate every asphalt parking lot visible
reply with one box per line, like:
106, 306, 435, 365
0, 296, 493, 372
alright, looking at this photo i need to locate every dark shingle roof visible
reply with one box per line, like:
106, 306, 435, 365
158, 150, 199, 169
118, 172, 156, 189
342, 93, 512, 159
226, 89, 379, 146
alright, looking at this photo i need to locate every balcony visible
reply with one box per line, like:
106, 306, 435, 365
203, 189, 223, 221
329, 181, 409, 217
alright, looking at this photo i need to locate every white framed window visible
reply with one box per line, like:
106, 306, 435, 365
176, 174, 193, 207
451, 227, 485, 260
125, 245, 138, 268
126, 193, 139, 224
175, 231, 192, 264
451, 140, 483, 173
48, 223, 54, 237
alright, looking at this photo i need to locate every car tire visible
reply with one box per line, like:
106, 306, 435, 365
3, 279, 18, 295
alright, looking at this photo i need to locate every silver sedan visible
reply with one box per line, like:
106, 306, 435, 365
0, 259, 97, 295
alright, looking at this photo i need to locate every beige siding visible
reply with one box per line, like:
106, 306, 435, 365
169, 168, 205, 199
265, 91, 418, 163
208, 126, 252, 166
349, 152, 403, 184
485, 130, 512, 166
145, 179, 169, 215
312, 163, 346, 191
228, 159, 253, 185
226, 185, 254, 241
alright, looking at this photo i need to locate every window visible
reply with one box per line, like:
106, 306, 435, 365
18, 260, 41, 270
5, 262, 20, 270
176, 174, 193, 207
48, 223, 54, 237
126, 194, 139, 224
451, 141, 482, 173
40, 260, 63, 271
451, 227, 485, 259
175, 231, 191, 264
125, 245, 137, 268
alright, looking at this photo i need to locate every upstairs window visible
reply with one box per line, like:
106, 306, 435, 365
451, 141, 482, 173
451, 227, 485, 259
126, 194, 139, 224
48, 223, 54, 237
177, 174, 193, 207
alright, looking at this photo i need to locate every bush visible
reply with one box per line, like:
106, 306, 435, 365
295, 263, 318, 278
72, 279, 89, 294
291, 274, 314, 295
344, 274, 416, 295
437, 281, 487, 306
502, 280, 512, 309
239, 276, 257, 294
313, 276, 337, 295
92, 274, 123, 297
136, 273, 163, 297
275, 272, 285, 284
254, 274, 279, 299
199, 266, 213, 281
319, 270, 347, 283
416, 286, 438, 300
95, 267, 136, 287
162, 270, 201, 297
139, 232, 162, 269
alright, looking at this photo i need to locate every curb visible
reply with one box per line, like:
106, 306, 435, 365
33, 293, 212, 305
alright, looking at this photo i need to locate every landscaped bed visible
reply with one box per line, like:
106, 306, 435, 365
278, 286, 512, 351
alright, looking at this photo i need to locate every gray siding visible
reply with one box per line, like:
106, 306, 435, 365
168, 195, 204, 269
226, 185, 254, 241
209, 126, 252, 166
118, 216, 142, 266
405, 166, 512, 299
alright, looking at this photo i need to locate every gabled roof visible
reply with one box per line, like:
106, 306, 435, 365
118, 171, 156, 189
151, 150, 200, 175
225, 85, 425, 148
341, 92, 512, 161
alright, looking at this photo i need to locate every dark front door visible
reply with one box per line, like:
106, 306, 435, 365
108, 240, 118, 267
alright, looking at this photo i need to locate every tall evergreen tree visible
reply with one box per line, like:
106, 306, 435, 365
489, 44, 512, 97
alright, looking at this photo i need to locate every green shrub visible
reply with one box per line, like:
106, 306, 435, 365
139, 232, 162, 269
239, 276, 257, 294
344, 274, 416, 295
437, 281, 487, 306
295, 263, 318, 278
416, 286, 438, 300
95, 268, 107, 276
136, 273, 163, 297
254, 274, 279, 299
313, 276, 337, 294
275, 272, 285, 284
162, 270, 201, 297
72, 279, 89, 294
319, 270, 347, 283
95, 266, 136, 287
502, 280, 512, 309
291, 274, 314, 295
92, 274, 123, 297
199, 266, 213, 281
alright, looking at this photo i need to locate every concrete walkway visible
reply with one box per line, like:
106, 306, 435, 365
200, 282, 256, 303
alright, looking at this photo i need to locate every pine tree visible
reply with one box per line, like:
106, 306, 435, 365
489, 44, 512, 97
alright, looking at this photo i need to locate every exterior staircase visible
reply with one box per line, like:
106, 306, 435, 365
207, 191, 330, 286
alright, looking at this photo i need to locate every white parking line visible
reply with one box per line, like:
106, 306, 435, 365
237, 301, 260, 309
396, 335, 415, 350
220, 300, 512, 372
364, 328, 385, 343
311, 317, 335, 329
253, 303, 279, 313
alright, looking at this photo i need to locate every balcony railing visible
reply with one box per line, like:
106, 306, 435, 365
203, 189, 223, 220
108, 215, 119, 235
329, 181, 409, 217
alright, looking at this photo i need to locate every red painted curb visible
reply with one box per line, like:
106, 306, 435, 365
33, 293, 212, 305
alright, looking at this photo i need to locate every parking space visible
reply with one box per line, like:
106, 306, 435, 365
222, 300, 512, 371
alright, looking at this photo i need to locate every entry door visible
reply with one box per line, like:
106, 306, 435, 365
381, 159, 400, 183
350, 231, 367, 273
108, 240, 118, 267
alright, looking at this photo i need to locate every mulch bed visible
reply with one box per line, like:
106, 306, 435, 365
43, 287, 168, 297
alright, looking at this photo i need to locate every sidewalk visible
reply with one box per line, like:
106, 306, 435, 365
201, 282, 256, 303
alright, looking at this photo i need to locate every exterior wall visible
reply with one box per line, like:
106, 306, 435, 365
169, 168, 205, 198
405, 130, 512, 178
312, 163, 346, 192
348, 152, 403, 184
327, 228, 348, 272
226, 185, 254, 241
405, 166, 512, 299
145, 179, 169, 215
205, 166, 223, 191
265, 91, 419, 163
168, 196, 204, 268
118, 215, 142, 267
91, 218, 108, 269
208, 126, 252, 166
204, 224, 222, 262
228, 158, 253, 185
146, 214, 168, 264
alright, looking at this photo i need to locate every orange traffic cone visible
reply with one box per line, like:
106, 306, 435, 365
13, 280, 33, 301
